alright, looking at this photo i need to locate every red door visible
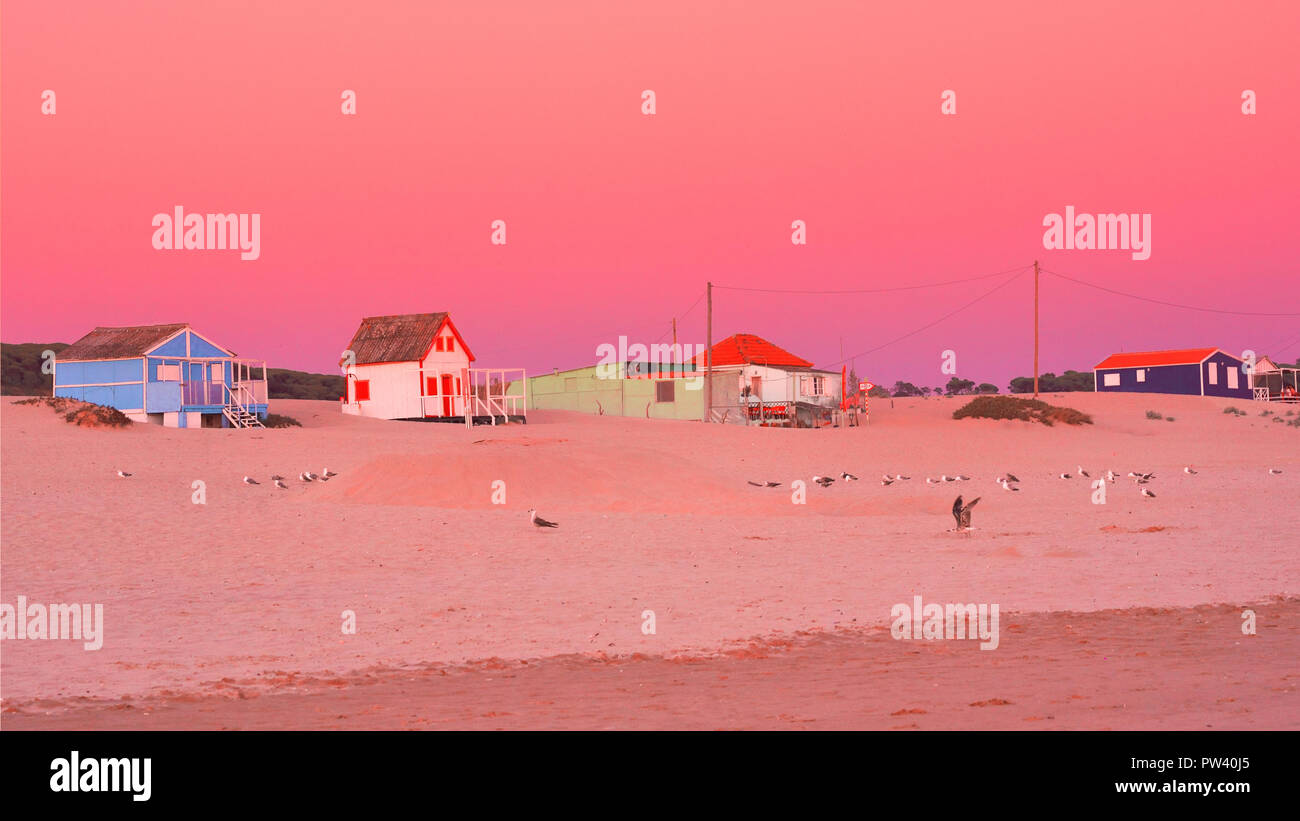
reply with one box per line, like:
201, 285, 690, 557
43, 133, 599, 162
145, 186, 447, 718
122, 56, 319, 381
441, 374, 454, 416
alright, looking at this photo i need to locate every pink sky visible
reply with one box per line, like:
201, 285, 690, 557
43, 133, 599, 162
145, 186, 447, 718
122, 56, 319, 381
3, 0, 1298, 389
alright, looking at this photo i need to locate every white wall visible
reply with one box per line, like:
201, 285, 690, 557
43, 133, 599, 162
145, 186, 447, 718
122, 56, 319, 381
343, 334, 472, 420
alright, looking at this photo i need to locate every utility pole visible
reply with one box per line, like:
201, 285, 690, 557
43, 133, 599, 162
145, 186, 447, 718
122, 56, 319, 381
1033, 260, 1040, 398
705, 282, 713, 422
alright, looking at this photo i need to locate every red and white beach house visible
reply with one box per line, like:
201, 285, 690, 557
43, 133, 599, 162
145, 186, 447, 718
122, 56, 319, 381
340, 312, 527, 424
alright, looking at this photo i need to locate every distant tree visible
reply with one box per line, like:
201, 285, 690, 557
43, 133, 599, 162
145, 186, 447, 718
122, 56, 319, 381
1008, 369, 1095, 394
867, 384, 891, 398
1, 342, 69, 395
848, 367, 860, 397
976, 382, 999, 394
891, 380, 923, 397
920, 386, 933, 397
944, 377, 976, 396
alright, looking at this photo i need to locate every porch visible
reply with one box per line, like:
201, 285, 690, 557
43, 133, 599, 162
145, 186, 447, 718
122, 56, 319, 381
147, 356, 268, 427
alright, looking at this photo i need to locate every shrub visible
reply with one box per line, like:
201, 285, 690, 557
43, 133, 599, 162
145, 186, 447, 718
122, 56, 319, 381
15, 396, 131, 427
1166, 416, 1176, 422
262, 413, 302, 428
1145, 410, 1163, 420
952, 395, 1093, 426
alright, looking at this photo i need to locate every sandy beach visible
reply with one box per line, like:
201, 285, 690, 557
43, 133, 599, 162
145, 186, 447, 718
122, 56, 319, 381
2, 393, 1297, 729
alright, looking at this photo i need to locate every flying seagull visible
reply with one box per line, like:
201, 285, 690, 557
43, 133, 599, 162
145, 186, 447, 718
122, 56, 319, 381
115, 470, 132, 478
1140, 487, 1157, 498
841, 472, 859, 481
243, 476, 260, 485
952, 495, 981, 530
528, 508, 559, 528
1183, 466, 1198, 475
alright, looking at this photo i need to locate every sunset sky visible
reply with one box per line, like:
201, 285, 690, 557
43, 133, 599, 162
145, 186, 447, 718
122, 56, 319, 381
3, 0, 1298, 389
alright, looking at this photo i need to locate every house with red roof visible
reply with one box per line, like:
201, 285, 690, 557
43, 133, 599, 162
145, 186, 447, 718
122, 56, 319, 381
1092, 347, 1251, 398
693, 333, 842, 423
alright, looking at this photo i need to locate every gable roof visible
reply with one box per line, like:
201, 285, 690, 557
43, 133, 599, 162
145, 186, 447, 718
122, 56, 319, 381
344, 312, 474, 365
1094, 347, 1222, 370
692, 333, 814, 369
58, 324, 190, 361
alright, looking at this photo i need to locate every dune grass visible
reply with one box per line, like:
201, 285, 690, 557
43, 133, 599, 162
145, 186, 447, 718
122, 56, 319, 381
952, 395, 1092, 426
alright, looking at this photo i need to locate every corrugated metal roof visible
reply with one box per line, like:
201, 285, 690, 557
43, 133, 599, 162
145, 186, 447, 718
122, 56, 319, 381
693, 333, 814, 368
1094, 348, 1221, 370
57, 324, 189, 361
344, 313, 457, 365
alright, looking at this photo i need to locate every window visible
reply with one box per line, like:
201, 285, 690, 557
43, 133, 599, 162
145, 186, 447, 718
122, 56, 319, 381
1136, 369, 1146, 383
355, 380, 370, 401
656, 381, 675, 403
210, 363, 224, 382
445, 336, 454, 352
1208, 362, 1218, 385
1103, 373, 1120, 387
434, 337, 444, 352
1227, 365, 1239, 390
157, 364, 180, 381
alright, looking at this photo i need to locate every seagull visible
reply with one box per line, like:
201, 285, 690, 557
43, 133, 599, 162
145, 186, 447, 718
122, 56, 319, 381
895, 474, 912, 480
747, 481, 764, 487
1059, 473, 1072, 479
764, 481, 781, 487
273, 478, 288, 489
305, 472, 321, 481
1268, 468, 1283, 475
1078, 466, 1090, 478
926, 477, 941, 484
952, 495, 981, 530
529, 508, 559, 528
841, 472, 859, 481
323, 468, 339, 478
271, 475, 285, 482
1140, 487, 1157, 498
1106, 470, 1117, 483
115, 470, 132, 478
1183, 466, 1198, 475
954, 475, 972, 481
299, 472, 313, 482
881, 478, 894, 486
941, 475, 957, 482
1004, 473, 1020, 483
812, 475, 835, 487
998, 478, 1020, 492
243, 476, 260, 485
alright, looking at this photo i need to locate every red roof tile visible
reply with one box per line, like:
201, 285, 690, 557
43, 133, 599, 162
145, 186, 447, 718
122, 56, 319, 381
1094, 348, 1220, 369
693, 333, 814, 368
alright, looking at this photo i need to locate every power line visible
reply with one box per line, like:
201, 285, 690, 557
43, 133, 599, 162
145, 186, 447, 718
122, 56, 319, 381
712, 265, 1029, 295
823, 268, 1029, 369
1042, 268, 1300, 317
651, 291, 705, 344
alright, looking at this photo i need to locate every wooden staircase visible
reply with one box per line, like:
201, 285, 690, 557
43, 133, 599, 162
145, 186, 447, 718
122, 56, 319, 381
223, 382, 265, 428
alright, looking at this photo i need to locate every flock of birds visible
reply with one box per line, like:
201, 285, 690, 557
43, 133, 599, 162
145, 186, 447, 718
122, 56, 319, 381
115, 468, 340, 489
743, 465, 1288, 530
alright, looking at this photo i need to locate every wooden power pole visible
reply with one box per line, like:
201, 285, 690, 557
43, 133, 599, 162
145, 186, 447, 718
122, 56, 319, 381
1033, 260, 1040, 398
705, 282, 713, 422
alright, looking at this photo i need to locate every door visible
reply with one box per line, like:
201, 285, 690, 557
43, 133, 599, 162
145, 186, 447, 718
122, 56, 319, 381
441, 374, 454, 416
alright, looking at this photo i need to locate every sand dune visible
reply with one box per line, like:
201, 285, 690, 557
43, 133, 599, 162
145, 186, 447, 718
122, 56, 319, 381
2, 392, 1296, 727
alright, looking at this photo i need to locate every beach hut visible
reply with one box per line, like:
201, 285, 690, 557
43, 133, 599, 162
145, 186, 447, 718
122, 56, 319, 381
692, 333, 843, 426
1249, 356, 1300, 402
54, 323, 268, 427
1092, 347, 1252, 399
340, 313, 526, 424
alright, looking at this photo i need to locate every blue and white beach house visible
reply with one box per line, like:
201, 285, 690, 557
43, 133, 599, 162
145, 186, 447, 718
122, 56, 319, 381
54, 324, 269, 428
1093, 347, 1252, 399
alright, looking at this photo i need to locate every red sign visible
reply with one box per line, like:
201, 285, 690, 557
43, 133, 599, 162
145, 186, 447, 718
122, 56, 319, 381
859, 381, 874, 392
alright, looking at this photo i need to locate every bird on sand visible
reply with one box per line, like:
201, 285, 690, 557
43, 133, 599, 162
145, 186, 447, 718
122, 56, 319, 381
1106, 470, 1117, 483
841, 472, 859, 481
299, 472, 313, 482
952, 495, 981, 530
323, 468, 339, 478
926, 477, 941, 484
305, 472, 321, 481
271, 474, 285, 482
1268, 468, 1283, 475
998, 478, 1020, 492
273, 478, 288, 489
1183, 466, 1198, 475
1059, 473, 1073, 479
1140, 487, 1157, 498
748, 480, 782, 487
1078, 466, 1091, 478
1003, 473, 1020, 483
243, 476, 260, 485
116, 470, 132, 478
881, 478, 895, 486
529, 508, 559, 528
812, 475, 835, 487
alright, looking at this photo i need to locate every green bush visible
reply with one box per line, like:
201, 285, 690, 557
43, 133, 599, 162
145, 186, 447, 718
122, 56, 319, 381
1146, 410, 1163, 420
262, 413, 302, 428
953, 395, 1092, 426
